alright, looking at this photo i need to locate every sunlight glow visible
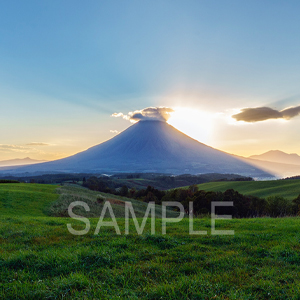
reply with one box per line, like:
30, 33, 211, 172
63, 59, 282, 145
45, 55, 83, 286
167, 107, 214, 143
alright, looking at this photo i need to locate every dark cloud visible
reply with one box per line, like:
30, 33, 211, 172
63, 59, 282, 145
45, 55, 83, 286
112, 107, 174, 122
130, 113, 145, 121
232, 106, 300, 122
281, 106, 300, 119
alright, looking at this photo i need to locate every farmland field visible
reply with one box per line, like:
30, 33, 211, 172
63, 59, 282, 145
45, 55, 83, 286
192, 179, 300, 200
1, 183, 300, 299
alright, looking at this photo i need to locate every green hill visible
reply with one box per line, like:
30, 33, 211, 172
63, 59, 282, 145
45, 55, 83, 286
1, 185, 300, 298
0, 183, 178, 218
0, 183, 58, 217
193, 179, 300, 200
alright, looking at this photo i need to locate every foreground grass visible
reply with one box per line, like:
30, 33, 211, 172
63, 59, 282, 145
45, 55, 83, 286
1, 216, 300, 299
194, 179, 300, 200
1, 183, 300, 299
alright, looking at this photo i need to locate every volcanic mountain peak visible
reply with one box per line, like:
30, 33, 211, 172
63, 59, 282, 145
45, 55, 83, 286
1, 120, 270, 177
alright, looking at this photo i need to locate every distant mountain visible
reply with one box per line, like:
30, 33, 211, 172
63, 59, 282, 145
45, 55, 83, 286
1, 121, 271, 178
0, 157, 47, 167
237, 156, 300, 178
249, 150, 300, 166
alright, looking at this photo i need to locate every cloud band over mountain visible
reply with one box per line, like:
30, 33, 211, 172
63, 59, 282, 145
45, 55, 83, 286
112, 107, 174, 122
232, 106, 300, 122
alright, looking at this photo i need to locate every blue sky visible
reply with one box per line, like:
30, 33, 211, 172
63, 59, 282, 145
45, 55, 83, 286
1, 1, 300, 160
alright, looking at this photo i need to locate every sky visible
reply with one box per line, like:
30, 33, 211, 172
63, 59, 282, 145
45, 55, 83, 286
1, 0, 300, 161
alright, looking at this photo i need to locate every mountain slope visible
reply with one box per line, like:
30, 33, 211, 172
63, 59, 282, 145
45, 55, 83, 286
249, 150, 300, 165
238, 156, 300, 178
1, 121, 271, 177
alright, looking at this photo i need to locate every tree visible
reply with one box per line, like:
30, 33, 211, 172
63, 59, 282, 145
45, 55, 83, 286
120, 185, 128, 197
188, 184, 198, 194
144, 192, 157, 203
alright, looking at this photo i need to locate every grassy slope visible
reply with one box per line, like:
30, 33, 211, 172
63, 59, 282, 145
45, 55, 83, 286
51, 185, 179, 218
1, 183, 300, 299
0, 183, 59, 216
0, 183, 178, 219
193, 179, 300, 200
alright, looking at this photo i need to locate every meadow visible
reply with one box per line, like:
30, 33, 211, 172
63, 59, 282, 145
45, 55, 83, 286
193, 179, 300, 200
1, 183, 300, 299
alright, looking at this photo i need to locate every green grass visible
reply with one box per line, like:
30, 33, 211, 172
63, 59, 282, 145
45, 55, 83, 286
192, 179, 300, 200
0, 183, 59, 216
0, 183, 178, 219
1, 183, 300, 299
1, 216, 300, 299
50, 184, 179, 218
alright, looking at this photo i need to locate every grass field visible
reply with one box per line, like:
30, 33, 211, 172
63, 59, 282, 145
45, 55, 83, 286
193, 179, 300, 200
0, 183, 58, 217
0, 183, 178, 219
1, 183, 300, 299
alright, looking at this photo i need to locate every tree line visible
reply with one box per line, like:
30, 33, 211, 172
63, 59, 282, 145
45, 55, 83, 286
83, 177, 300, 218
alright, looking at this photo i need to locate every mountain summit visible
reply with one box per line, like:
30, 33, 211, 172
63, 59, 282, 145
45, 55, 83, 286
2, 121, 270, 177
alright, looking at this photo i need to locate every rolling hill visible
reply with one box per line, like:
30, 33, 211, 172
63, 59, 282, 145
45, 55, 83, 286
0, 183, 178, 218
0, 183, 58, 216
191, 179, 300, 200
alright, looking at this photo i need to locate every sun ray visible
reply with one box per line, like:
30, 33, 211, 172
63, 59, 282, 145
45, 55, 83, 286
167, 107, 214, 144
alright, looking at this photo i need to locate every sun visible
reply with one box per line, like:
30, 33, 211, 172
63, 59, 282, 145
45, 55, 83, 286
167, 107, 214, 144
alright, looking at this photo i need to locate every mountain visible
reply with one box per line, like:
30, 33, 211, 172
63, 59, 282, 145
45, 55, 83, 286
0, 157, 47, 167
1, 121, 271, 177
249, 150, 300, 165
237, 156, 300, 178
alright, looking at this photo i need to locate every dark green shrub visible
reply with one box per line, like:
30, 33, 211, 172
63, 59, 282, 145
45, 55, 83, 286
266, 196, 293, 217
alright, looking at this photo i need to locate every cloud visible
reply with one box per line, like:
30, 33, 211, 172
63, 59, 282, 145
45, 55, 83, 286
0, 144, 31, 153
0, 144, 47, 154
0, 144, 28, 150
111, 112, 131, 121
112, 107, 174, 123
232, 106, 300, 122
26, 142, 49, 146
281, 106, 300, 119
